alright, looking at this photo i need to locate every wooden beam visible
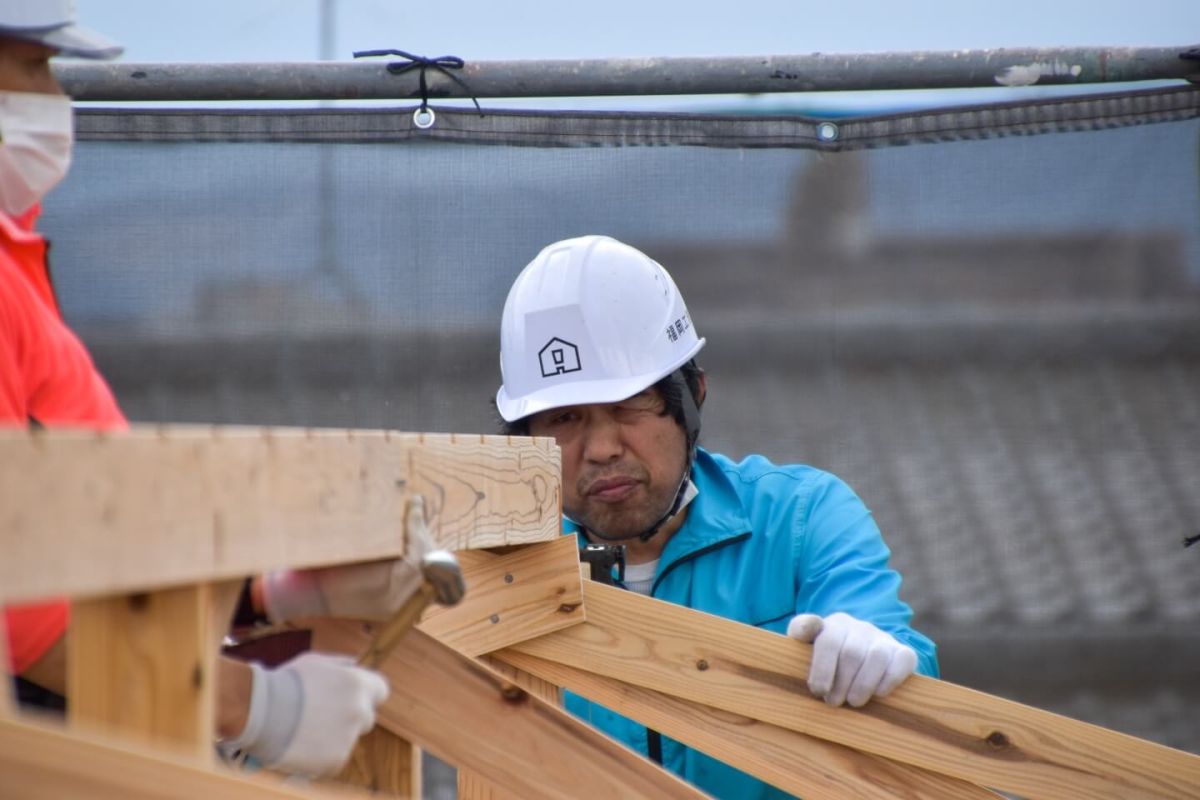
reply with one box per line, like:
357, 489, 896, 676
505, 580, 1200, 800
497, 650, 1002, 800
329, 537, 583, 795
68, 580, 243, 759
456, 655, 565, 800
456, 768, 517, 800
0, 426, 560, 602
331, 537, 584, 797
332, 726, 421, 797
0, 715, 372, 800
480, 652, 562, 707
309, 621, 709, 800
0, 615, 12, 717
419, 537, 584, 657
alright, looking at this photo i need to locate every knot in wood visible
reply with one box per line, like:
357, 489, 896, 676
499, 683, 526, 704
696, 659, 710, 671
986, 731, 1011, 749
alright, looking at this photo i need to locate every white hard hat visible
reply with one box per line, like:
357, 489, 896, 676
496, 235, 705, 422
0, 0, 123, 60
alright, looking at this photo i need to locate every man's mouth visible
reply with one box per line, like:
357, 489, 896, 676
585, 476, 639, 502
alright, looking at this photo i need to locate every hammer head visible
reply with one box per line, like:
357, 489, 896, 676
421, 548, 465, 606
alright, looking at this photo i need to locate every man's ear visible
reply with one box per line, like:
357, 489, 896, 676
694, 371, 708, 409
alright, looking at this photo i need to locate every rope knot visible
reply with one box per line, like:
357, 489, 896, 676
354, 49, 482, 116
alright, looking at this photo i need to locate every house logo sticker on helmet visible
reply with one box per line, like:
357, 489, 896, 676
538, 337, 581, 378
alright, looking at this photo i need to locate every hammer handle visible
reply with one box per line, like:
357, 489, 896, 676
358, 581, 437, 669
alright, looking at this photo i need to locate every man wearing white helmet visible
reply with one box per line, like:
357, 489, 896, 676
0, 1, 439, 778
497, 235, 937, 799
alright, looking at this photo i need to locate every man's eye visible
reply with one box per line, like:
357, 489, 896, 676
616, 402, 656, 417
621, 393, 662, 413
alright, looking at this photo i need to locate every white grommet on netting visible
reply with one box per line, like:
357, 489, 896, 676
413, 107, 436, 129
816, 121, 840, 142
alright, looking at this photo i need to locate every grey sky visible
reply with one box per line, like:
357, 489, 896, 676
77, 1, 1197, 62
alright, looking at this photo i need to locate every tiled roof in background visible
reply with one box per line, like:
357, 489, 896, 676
87, 321, 1200, 756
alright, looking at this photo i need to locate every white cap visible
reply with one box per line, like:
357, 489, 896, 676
496, 235, 705, 422
0, 0, 122, 60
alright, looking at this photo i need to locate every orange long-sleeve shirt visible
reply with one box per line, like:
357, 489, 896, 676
1, 205, 126, 674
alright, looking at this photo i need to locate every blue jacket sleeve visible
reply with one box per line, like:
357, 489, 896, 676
793, 473, 939, 678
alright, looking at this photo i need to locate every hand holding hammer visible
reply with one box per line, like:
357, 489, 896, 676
358, 496, 465, 669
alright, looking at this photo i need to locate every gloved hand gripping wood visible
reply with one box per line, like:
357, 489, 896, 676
786, 612, 917, 708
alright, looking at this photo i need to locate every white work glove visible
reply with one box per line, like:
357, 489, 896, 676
222, 652, 388, 777
262, 497, 432, 622
786, 612, 917, 708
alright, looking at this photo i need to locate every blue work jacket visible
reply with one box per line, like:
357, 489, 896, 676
564, 447, 939, 800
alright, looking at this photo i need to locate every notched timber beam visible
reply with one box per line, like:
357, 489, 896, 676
419, 536, 584, 656
503, 580, 1200, 800
0, 715, 372, 800
497, 650, 1001, 800
0, 426, 560, 602
309, 621, 709, 800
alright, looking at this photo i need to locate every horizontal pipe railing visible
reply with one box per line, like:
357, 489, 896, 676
55, 46, 1200, 102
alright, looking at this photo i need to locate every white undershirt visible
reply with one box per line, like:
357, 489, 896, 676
622, 558, 659, 595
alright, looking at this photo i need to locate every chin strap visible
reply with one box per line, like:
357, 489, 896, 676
636, 470, 694, 542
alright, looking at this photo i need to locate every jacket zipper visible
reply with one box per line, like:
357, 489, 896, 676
638, 530, 751, 765
650, 531, 751, 596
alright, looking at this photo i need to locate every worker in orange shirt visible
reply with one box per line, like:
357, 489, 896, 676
0, 1, 434, 777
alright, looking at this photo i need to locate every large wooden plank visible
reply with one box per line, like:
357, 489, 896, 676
309, 621, 710, 800
0, 715, 372, 800
0, 426, 559, 602
68, 580, 242, 759
419, 537, 584, 657
456, 655, 565, 800
498, 650, 1001, 800
506, 580, 1200, 800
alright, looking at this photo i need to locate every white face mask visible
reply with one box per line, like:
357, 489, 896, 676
0, 91, 74, 217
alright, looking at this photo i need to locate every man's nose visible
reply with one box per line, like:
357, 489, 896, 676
580, 412, 623, 463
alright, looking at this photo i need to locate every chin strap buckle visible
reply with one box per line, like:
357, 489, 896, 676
579, 543, 626, 585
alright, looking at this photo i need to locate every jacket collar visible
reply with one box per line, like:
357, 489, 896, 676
657, 447, 750, 567
0, 204, 43, 243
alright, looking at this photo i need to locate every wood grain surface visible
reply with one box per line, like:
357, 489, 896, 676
497, 649, 1002, 800
68, 579, 242, 759
505, 580, 1200, 800
0, 715, 372, 800
419, 537, 584, 657
0, 426, 560, 602
309, 620, 710, 800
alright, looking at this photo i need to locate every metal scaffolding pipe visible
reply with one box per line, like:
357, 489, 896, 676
56, 46, 1199, 102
